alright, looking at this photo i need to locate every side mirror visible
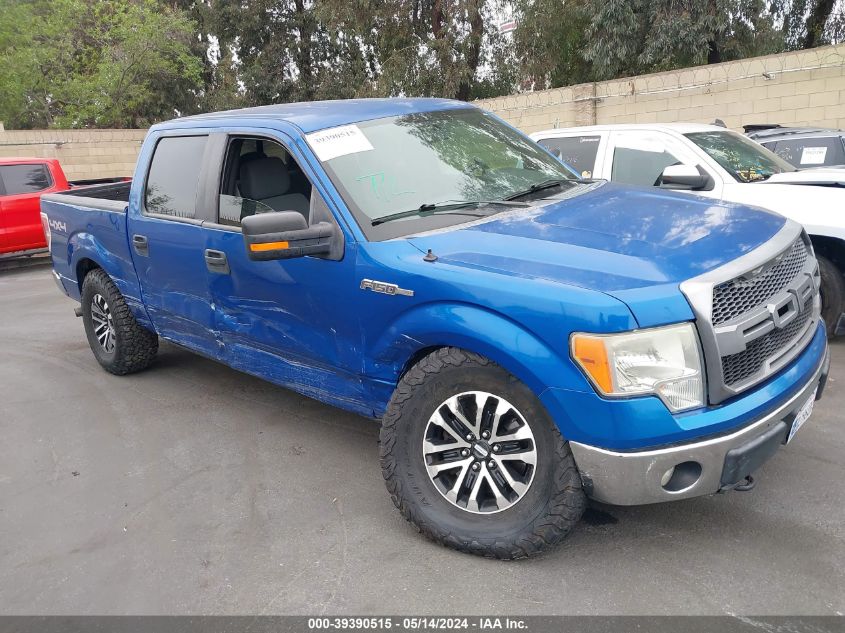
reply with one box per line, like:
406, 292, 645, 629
242, 211, 334, 261
659, 164, 714, 191
550, 147, 562, 158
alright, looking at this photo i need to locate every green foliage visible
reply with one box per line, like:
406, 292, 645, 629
515, 0, 843, 88
0, 0, 842, 128
513, 0, 593, 88
0, 0, 202, 128
580, 0, 787, 81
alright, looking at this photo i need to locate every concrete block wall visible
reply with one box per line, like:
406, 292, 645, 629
0, 129, 146, 180
476, 44, 845, 134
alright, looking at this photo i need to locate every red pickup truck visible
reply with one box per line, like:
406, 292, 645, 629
0, 157, 127, 256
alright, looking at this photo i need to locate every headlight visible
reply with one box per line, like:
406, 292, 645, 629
570, 323, 705, 412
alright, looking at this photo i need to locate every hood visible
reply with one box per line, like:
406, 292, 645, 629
407, 182, 787, 327
765, 168, 845, 186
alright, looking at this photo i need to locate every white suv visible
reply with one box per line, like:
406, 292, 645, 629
531, 123, 845, 332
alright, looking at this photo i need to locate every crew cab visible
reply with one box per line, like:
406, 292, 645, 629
0, 157, 126, 256
42, 100, 829, 558
531, 124, 845, 332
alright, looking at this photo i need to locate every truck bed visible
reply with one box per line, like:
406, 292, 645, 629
40, 180, 143, 312
46, 180, 132, 212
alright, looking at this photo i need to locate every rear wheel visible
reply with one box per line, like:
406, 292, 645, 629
81, 269, 158, 375
380, 347, 585, 559
818, 255, 845, 335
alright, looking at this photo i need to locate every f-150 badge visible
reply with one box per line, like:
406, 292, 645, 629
360, 279, 414, 297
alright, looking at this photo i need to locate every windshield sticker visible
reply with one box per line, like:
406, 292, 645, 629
306, 125, 374, 162
800, 146, 827, 165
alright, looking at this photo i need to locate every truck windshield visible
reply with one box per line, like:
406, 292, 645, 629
310, 108, 578, 239
685, 130, 796, 183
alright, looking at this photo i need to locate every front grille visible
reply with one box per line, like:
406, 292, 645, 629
721, 296, 813, 387
712, 238, 808, 325
681, 225, 819, 404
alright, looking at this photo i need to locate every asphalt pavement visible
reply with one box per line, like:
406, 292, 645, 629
1, 264, 843, 615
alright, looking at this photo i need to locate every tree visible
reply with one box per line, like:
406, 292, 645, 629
0, 0, 203, 128
513, 0, 593, 89
578, 0, 786, 80
318, 0, 511, 100
511, 0, 788, 85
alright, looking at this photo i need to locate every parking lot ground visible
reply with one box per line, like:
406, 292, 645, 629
0, 265, 843, 615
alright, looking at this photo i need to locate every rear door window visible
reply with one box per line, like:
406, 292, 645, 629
772, 137, 845, 168
144, 136, 208, 219
0, 164, 52, 195
537, 136, 601, 178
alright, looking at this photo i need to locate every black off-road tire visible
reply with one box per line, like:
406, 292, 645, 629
818, 255, 845, 335
379, 347, 586, 559
81, 268, 158, 375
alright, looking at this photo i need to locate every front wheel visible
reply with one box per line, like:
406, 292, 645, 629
379, 348, 585, 559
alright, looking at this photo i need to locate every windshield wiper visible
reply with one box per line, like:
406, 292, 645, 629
504, 178, 572, 201
371, 200, 528, 226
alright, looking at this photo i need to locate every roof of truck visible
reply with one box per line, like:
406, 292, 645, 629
163, 98, 475, 134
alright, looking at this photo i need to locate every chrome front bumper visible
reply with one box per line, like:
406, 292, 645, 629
569, 349, 830, 506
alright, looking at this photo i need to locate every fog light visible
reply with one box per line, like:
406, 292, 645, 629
661, 461, 703, 492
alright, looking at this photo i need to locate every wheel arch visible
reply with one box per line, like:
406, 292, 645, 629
76, 257, 102, 291
809, 234, 845, 272
66, 233, 153, 329
367, 302, 590, 410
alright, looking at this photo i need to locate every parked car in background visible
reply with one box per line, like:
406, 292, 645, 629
531, 124, 845, 332
0, 157, 127, 257
41, 99, 829, 558
744, 125, 845, 169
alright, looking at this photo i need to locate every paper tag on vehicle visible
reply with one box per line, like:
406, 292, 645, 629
306, 125, 374, 162
800, 146, 827, 165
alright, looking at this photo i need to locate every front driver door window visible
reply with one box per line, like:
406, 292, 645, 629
610, 133, 685, 187
203, 134, 362, 399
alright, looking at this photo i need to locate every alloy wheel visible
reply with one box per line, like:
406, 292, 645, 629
422, 391, 537, 514
90, 293, 116, 353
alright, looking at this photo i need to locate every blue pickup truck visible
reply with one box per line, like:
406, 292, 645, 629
42, 99, 830, 558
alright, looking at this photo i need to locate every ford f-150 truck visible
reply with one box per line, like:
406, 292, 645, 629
42, 99, 830, 559
0, 157, 127, 257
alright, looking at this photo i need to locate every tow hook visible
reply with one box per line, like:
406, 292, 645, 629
734, 475, 756, 492
719, 475, 756, 494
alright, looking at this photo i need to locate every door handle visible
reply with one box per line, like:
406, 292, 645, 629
132, 234, 149, 256
204, 249, 230, 274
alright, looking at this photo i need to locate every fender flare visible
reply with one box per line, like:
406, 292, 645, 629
365, 301, 590, 400
67, 231, 153, 329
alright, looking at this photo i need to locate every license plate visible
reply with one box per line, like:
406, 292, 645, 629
786, 388, 817, 444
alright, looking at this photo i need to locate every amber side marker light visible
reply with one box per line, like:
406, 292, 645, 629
250, 241, 289, 252
571, 334, 614, 393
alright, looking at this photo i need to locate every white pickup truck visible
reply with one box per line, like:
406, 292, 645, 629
531, 123, 845, 333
